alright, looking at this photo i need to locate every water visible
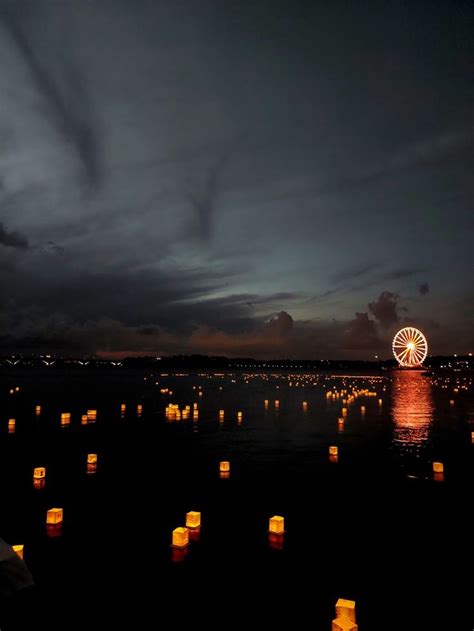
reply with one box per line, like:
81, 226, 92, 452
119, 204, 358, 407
0, 368, 472, 630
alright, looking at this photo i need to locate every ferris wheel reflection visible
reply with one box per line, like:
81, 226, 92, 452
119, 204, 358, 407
391, 370, 434, 470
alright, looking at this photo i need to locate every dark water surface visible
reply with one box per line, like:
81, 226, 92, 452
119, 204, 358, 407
1, 368, 473, 630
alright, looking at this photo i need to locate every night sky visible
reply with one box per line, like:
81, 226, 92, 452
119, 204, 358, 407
0, 0, 472, 359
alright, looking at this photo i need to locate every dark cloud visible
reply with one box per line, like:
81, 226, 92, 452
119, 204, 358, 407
419, 282, 430, 296
0, 0, 102, 187
0, 1, 471, 358
0, 221, 29, 249
368, 291, 401, 329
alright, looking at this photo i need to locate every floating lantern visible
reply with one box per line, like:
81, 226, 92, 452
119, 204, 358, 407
35, 405, 41, 415
12, 545, 24, 560
81, 414, 88, 424
193, 402, 198, 411
15, 386, 20, 392
121, 404, 126, 414
332, 616, 358, 630
185, 511, 201, 529
34, 467, 46, 480
335, 598, 356, 622
302, 401, 308, 411
47, 507, 63, 525
342, 407, 347, 416
237, 411, 243, 422
8, 419, 15, 433
264, 399, 269, 408
87, 454, 97, 464
87, 409, 97, 421
172, 527, 189, 549
61, 412, 71, 426
378, 399, 383, 406
433, 462, 444, 473
329, 446, 338, 456
275, 400, 280, 408
9, 389, 14, 394
220, 461, 230, 473
269, 515, 285, 535
193, 410, 199, 421
471, 431, 474, 443
137, 404, 142, 416
360, 405, 365, 414
198, 391, 203, 397
219, 409, 225, 422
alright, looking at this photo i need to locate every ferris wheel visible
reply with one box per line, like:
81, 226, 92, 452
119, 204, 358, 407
392, 327, 428, 367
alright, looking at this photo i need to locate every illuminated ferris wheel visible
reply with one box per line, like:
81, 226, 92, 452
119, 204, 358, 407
392, 327, 428, 367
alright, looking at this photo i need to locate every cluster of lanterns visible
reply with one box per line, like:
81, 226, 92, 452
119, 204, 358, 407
166, 403, 199, 421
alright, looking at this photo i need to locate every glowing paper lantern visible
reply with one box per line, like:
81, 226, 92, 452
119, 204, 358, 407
329, 446, 338, 456
335, 598, 356, 622
47, 508, 63, 525
34, 467, 46, 480
81, 414, 88, 424
332, 618, 358, 631
121, 404, 126, 414
87, 410, 97, 421
269, 515, 285, 535
360, 406, 365, 414
220, 461, 230, 473
35, 405, 41, 415
12, 545, 24, 560
87, 454, 97, 464
185, 511, 201, 529
172, 527, 189, 548
8, 419, 16, 433
264, 399, 269, 407
433, 462, 444, 473
61, 412, 71, 426
378, 399, 383, 406
471, 431, 474, 443
274, 400, 280, 408
137, 404, 143, 416
342, 407, 347, 416
332, 598, 358, 630
15, 386, 20, 392
237, 411, 243, 422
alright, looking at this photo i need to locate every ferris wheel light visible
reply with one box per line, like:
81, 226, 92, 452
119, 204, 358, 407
392, 327, 428, 367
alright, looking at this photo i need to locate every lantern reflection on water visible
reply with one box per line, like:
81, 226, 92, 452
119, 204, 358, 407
12, 545, 24, 560
172, 527, 189, 548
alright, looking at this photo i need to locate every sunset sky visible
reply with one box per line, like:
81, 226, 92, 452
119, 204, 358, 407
0, 0, 472, 358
